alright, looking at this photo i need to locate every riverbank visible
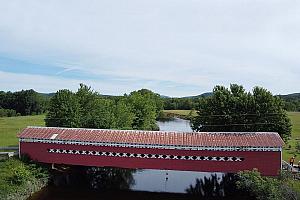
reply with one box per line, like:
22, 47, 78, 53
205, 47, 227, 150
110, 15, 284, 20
161, 110, 197, 120
0, 158, 49, 200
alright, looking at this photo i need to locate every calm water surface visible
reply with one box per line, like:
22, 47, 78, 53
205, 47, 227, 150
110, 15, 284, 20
157, 117, 193, 132
29, 118, 223, 200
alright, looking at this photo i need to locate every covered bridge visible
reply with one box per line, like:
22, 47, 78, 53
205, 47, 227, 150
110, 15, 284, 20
18, 126, 284, 176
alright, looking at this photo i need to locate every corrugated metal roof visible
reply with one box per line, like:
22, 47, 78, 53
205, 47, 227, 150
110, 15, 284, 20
18, 126, 284, 147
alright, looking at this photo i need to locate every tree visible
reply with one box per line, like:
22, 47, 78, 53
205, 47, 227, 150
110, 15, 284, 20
191, 84, 292, 140
114, 99, 134, 129
75, 83, 100, 128
128, 89, 161, 130
87, 98, 116, 129
45, 85, 162, 131
45, 89, 81, 127
236, 170, 282, 200
0, 89, 48, 116
236, 170, 299, 200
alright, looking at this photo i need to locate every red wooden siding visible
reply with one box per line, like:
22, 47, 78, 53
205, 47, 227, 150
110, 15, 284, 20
20, 142, 281, 176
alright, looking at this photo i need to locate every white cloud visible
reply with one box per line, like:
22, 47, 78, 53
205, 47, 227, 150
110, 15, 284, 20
0, 0, 300, 95
0, 70, 201, 96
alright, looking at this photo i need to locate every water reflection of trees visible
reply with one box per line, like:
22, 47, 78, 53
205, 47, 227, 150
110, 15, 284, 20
51, 166, 136, 191
185, 173, 240, 199
86, 167, 136, 190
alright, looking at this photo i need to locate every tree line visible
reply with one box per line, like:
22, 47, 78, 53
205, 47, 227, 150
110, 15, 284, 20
163, 97, 199, 110
1, 86, 298, 118
163, 92, 300, 112
45, 84, 163, 131
0, 90, 48, 117
280, 93, 300, 112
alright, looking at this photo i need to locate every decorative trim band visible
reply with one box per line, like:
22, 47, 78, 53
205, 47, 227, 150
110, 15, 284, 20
19, 138, 282, 152
47, 148, 245, 162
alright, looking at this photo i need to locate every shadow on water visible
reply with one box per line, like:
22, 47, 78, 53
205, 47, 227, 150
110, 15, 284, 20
29, 167, 252, 200
28, 166, 203, 200
185, 173, 254, 200
49, 166, 136, 191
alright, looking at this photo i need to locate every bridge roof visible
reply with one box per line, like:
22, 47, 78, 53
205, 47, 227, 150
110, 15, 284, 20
18, 126, 284, 148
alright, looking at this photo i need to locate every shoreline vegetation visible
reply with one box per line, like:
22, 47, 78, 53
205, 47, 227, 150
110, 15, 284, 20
0, 158, 49, 200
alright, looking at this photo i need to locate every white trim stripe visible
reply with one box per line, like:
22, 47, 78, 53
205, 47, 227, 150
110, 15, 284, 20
19, 138, 282, 152
47, 148, 244, 162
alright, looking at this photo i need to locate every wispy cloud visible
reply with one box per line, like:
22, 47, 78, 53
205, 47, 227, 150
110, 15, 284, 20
55, 68, 75, 75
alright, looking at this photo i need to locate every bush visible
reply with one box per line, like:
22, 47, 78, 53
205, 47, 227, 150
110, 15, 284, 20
236, 170, 299, 200
0, 108, 17, 117
8, 164, 31, 185
0, 158, 49, 199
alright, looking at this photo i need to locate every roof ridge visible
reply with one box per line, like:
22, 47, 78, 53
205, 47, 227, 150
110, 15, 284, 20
26, 126, 278, 135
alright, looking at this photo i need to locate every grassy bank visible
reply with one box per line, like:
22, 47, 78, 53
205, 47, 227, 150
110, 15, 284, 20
164, 110, 300, 163
163, 110, 197, 117
0, 158, 49, 200
283, 112, 300, 162
0, 115, 45, 147
161, 110, 197, 120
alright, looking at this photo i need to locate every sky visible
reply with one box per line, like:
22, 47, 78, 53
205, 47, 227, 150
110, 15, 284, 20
0, 0, 299, 97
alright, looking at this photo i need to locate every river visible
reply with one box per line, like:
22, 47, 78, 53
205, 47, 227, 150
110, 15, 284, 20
28, 118, 227, 200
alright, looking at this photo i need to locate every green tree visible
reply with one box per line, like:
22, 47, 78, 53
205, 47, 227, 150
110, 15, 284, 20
75, 83, 100, 128
191, 84, 292, 140
75, 84, 134, 129
236, 170, 282, 200
45, 85, 161, 131
0, 89, 48, 116
13, 89, 45, 115
114, 99, 134, 129
128, 89, 161, 130
45, 89, 81, 127
236, 170, 299, 200
87, 98, 116, 129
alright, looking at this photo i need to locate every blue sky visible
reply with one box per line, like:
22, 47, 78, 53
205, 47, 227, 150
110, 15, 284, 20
0, 0, 299, 97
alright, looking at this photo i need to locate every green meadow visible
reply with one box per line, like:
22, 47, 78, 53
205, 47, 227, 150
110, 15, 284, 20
0, 115, 45, 147
283, 112, 300, 162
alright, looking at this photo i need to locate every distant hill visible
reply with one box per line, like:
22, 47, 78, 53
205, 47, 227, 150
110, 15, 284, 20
38, 93, 56, 98
160, 95, 170, 98
181, 92, 213, 99
37, 91, 300, 100
278, 93, 300, 101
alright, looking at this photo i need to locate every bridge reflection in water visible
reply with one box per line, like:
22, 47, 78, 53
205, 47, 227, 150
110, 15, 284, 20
29, 166, 250, 200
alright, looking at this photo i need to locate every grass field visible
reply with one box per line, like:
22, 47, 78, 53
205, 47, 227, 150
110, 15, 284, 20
283, 112, 300, 162
0, 115, 45, 147
163, 110, 198, 117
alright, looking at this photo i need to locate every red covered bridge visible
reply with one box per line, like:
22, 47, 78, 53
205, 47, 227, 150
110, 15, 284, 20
18, 126, 284, 176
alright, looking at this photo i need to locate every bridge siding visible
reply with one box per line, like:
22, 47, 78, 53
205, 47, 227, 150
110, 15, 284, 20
20, 142, 280, 176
